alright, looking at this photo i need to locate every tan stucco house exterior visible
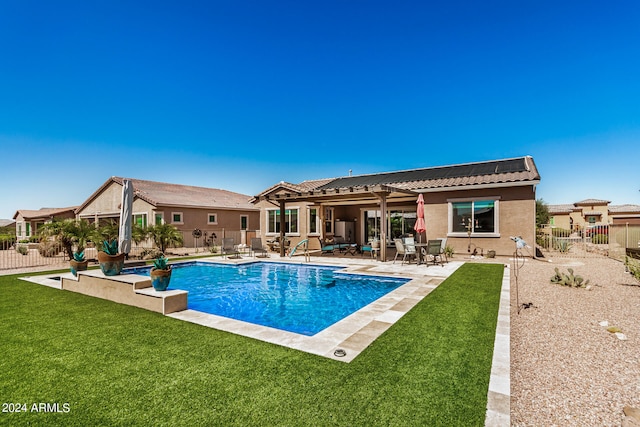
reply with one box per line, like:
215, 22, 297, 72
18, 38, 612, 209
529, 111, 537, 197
253, 156, 540, 259
74, 177, 260, 247
549, 199, 640, 230
13, 207, 77, 241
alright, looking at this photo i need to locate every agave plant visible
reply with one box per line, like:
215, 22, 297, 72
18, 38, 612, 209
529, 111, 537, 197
102, 239, 119, 256
73, 250, 86, 262
153, 255, 169, 270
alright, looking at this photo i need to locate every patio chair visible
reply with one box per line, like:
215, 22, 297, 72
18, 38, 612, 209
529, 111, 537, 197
437, 238, 448, 263
250, 238, 268, 258
423, 239, 444, 266
393, 238, 416, 265
222, 238, 240, 259
318, 237, 338, 255
361, 239, 380, 259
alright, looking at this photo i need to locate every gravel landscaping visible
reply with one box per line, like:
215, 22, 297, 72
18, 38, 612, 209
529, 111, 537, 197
510, 255, 640, 426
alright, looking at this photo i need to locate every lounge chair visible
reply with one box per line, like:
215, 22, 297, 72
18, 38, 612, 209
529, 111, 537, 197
222, 238, 240, 259
318, 237, 338, 255
361, 239, 380, 259
250, 238, 268, 258
393, 238, 416, 265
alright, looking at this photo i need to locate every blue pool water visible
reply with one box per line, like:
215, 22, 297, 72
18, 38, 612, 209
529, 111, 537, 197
127, 262, 409, 336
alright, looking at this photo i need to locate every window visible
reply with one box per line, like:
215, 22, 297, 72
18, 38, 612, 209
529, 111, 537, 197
240, 215, 248, 230
155, 212, 164, 225
208, 213, 218, 225
308, 207, 319, 235
267, 208, 299, 234
17, 223, 22, 237
133, 213, 147, 228
171, 212, 183, 224
26, 223, 31, 237
449, 198, 498, 236
324, 207, 334, 234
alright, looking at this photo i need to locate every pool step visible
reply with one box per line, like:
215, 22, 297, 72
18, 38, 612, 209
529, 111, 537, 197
61, 270, 187, 315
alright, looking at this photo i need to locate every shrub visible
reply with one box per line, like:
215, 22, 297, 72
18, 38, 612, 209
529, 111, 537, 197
38, 241, 62, 257
553, 238, 572, 253
591, 233, 608, 244
551, 228, 572, 237
16, 244, 28, 255
626, 257, 640, 281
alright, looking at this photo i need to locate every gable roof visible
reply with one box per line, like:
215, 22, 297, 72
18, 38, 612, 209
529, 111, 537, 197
13, 206, 77, 220
77, 177, 258, 213
547, 204, 575, 214
0, 219, 15, 227
574, 199, 611, 206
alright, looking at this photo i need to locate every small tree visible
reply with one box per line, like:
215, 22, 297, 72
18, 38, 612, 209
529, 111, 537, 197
38, 218, 95, 260
536, 199, 550, 226
147, 223, 183, 253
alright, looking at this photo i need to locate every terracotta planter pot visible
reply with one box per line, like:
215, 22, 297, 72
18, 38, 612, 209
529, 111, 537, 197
69, 259, 89, 276
97, 252, 125, 276
150, 267, 172, 291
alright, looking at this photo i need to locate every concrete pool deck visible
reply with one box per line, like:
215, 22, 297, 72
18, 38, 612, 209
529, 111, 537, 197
19, 254, 510, 425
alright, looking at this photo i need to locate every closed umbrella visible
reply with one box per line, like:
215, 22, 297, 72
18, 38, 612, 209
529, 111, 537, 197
414, 193, 426, 243
118, 179, 133, 256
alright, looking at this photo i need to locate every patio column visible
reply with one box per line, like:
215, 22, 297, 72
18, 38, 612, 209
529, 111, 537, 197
279, 200, 286, 257
380, 193, 387, 261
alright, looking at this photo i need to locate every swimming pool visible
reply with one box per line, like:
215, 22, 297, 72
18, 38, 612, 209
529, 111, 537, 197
127, 262, 409, 336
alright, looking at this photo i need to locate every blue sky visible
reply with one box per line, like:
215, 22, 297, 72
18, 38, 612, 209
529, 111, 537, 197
1, 1, 639, 219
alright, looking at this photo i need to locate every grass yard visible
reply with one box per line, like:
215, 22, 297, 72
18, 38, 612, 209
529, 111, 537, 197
0, 263, 503, 426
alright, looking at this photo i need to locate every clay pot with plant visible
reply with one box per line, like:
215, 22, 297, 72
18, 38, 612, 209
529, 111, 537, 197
150, 255, 171, 291
97, 239, 125, 276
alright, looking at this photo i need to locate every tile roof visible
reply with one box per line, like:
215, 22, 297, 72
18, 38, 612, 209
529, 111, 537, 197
316, 156, 539, 191
0, 219, 15, 227
574, 199, 611, 206
547, 204, 575, 214
111, 177, 258, 210
609, 204, 640, 214
13, 206, 77, 220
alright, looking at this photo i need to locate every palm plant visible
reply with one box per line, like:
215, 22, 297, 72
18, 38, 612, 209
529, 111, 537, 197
39, 218, 95, 260
146, 223, 183, 253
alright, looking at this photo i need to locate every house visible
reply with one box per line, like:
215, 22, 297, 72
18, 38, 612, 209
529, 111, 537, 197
549, 200, 640, 230
13, 207, 77, 241
74, 177, 260, 247
253, 156, 540, 259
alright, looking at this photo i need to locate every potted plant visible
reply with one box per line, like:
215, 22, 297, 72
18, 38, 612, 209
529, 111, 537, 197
69, 250, 88, 276
97, 239, 125, 276
150, 255, 171, 291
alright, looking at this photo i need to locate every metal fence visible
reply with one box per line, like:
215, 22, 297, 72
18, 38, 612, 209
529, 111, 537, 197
0, 240, 69, 271
0, 229, 260, 272
536, 224, 611, 258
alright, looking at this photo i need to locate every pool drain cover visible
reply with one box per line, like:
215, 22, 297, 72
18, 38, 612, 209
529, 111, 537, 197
334, 349, 346, 357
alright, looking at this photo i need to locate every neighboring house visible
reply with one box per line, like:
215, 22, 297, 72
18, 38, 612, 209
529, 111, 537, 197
74, 177, 260, 247
549, 200, 640, 229
12, 207, 77, 241
253, 156, 540, 258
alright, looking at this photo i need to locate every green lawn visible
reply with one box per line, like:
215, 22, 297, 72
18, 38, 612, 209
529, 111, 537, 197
0, 263, 504, 426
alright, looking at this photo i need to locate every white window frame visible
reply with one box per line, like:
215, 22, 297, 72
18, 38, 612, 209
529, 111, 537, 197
207, 213, 218, 225
266, 207, 300, 236
324, 207, 334, 235
133, 213, 148, 228
171, 212, 184, 225
447, 196, 500, 238
307, 207, 320, 236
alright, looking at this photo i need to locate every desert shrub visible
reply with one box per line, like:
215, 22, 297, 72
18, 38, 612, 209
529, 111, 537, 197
553, 238, 572, 253
590, 233, 608, 244
38, 241, 62, 257
626, 257, 640, 281
16, 244, 28, 255
551, 228, 572, 237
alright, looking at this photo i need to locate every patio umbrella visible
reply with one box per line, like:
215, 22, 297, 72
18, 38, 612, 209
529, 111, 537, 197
414, 193, 426, 243
118, 179, 133, 256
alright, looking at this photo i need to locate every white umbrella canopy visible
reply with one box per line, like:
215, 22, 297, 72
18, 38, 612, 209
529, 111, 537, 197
118, 179, 133, 255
